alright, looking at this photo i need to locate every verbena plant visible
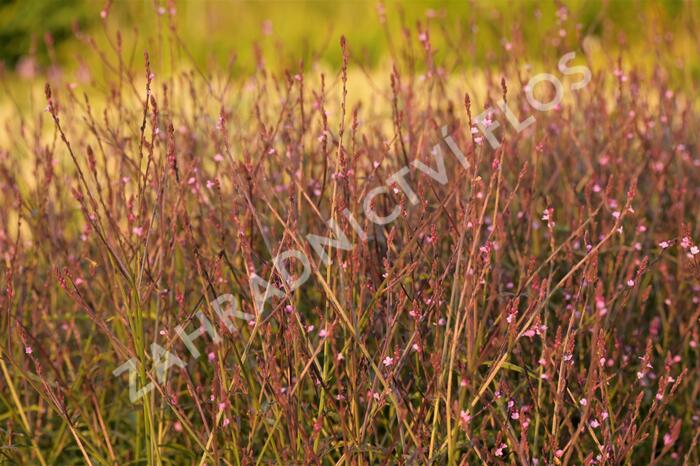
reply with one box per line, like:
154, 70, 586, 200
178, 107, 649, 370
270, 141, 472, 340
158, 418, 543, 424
0, 3, 698, 465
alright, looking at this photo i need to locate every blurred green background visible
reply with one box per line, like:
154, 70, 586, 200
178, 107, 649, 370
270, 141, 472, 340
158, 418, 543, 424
1, 0, 698, 78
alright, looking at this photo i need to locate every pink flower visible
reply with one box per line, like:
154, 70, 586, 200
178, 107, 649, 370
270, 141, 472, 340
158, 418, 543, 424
382, 356, 394, 367
681, 236, 691, 249
133, 226, 144, 237
580, 398, 588, 406
596, 296, 606, 310
494, 443, 506, 457
663, 433, 673, 446
25, 346, 32, 354
627, 279, 635, 287
460, 410, 472, 424
214, 153, 224, 162
659, 241, 670, 249
590, 419, 600, 428
318, 328, 329, 338
541, 208, 554, 226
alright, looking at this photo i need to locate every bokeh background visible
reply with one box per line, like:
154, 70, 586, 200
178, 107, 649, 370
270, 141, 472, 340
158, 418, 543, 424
3, 0, 699, 145
1, 0, 699, 80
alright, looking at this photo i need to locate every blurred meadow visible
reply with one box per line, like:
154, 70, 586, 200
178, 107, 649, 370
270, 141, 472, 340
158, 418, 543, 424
2, 1, 700, 81
3, 0, 700, 164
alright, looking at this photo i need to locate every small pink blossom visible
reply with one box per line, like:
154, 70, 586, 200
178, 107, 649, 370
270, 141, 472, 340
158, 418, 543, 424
663, 433, 673, 446
681, 236, 691, 249
494, 443, 506, 457
541, 208, 554, 225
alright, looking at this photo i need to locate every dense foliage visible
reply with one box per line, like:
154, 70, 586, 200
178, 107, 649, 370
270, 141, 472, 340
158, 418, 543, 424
1, 2, 699, 465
